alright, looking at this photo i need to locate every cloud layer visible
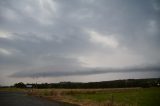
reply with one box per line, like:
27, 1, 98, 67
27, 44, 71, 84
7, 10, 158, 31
10, 65, 160, 78
0, 0, 160, 85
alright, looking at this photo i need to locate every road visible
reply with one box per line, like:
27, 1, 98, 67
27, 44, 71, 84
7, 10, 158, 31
0, 92, 77, 106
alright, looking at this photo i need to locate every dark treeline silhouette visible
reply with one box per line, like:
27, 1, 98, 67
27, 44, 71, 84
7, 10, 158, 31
14, 82, 26, 88
13, 78, 160, 89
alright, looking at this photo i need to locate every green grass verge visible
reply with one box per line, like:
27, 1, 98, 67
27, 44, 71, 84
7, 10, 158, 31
3, 87, 159, 106
0, 88, 27, 92
71, 88, 160, 106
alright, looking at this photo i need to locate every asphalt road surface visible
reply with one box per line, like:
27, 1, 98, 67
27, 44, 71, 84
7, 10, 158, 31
0, 92, 76, 106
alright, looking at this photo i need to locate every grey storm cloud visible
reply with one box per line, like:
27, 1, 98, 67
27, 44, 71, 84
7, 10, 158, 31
0, 0, 160, 85
10, 65, 160, 78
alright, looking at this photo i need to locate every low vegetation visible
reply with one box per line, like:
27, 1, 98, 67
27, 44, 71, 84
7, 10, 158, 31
0, 87, 27, 92
27, 87, 160, 106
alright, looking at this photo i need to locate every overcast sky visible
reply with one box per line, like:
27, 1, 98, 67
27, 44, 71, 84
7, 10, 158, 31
0, 0, 160, 86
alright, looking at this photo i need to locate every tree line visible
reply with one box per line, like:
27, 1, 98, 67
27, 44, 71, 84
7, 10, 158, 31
13, 78, 160, 89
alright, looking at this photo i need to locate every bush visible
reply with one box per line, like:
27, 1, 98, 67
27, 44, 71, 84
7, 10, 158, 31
14, 82, 26, 88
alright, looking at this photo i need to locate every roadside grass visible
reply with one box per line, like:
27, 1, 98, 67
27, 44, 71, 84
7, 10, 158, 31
2, 87, 159, 106
30, 88, 160, 106
0, 88, 27, 92
71, 88, 160, 106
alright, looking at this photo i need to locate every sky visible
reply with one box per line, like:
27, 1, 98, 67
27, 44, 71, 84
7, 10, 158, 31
0, 0, 160, 86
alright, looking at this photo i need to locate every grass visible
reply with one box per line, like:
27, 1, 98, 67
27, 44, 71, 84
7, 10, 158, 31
0, 87, 27, 92
71, 88, 160, 106
27, 87, 160, 106
1, 87, 159, 106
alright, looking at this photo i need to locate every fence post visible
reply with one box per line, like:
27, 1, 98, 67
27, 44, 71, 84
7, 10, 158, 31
111, 94, 114, 106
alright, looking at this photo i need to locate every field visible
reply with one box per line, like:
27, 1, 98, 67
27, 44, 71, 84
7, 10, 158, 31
0, 87, 27, 92
26, 87, 160, 106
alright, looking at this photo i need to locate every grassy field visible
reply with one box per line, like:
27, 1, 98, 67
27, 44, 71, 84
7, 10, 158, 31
26, 87, 160, 106
0, 88, 27, 92
71, 88, 160, 106
1, 87, 160, 106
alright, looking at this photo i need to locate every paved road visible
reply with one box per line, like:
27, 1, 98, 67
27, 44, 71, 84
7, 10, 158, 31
0, 92, 76, 106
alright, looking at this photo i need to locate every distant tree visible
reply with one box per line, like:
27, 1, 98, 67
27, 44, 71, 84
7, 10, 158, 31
22, 78, 160, 89
14, 82, 26, 88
